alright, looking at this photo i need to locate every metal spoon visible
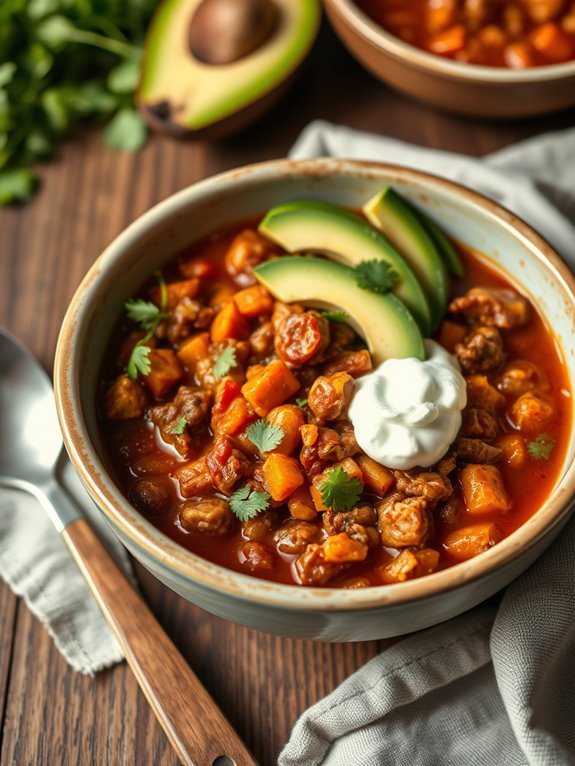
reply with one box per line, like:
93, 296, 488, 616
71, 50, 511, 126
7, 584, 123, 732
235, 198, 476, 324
0, 327, 256, 766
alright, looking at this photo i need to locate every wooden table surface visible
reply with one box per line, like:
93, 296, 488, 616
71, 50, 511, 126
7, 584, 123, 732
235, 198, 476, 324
1, 18, 574, 766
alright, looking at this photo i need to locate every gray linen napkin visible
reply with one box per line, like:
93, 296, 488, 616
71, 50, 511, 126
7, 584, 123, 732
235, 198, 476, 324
278, 122, 575, 766
0, 460, 128, 674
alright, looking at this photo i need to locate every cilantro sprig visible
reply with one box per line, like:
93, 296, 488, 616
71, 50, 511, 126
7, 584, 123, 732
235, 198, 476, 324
170, 416, 188, 436
355, 260, 399, 294
230, 485, 270, 522
527, 433, 556, 461
246, 419, 284, 454
296, 398, 308, 409
125, 271, 168, 380
319, 467, 362, 512
213, 346, 237, 379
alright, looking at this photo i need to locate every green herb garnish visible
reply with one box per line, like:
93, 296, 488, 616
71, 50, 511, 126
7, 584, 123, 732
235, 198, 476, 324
229, 485, 270, 521
319, 467, 362, 512
125, 300, 168, 331
355, 260, 399, 294
213, 346, 237, 379
170, 416, 187, 436
246, 419, 284, 454
125, 273, 170, 379
321, 310, 350, 323
527, 433, 556, 461
296, 398, 308, 409
126, 344, 151, 380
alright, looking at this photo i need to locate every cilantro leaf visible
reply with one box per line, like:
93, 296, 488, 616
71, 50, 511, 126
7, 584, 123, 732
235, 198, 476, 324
125, 299, 167, 331
319, 467, 362, 512
527, 433, 556, 461
355, 260, 399, 294
155, 269, 168, 311
170, 416, 187, 435
126, 343, 151, 380
246, 419, 284, 453
213, 346, 237, 379
104, 107, 148, 152
322, 310, 349, 323
229, 485, 270, 522
296, 398, 308, 409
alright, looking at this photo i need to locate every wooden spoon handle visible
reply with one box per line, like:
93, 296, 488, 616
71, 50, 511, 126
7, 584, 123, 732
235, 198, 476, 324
62, 518, 258, 766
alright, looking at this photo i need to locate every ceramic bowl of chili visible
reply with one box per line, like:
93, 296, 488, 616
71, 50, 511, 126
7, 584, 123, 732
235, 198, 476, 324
55, 158, 575, 641
323, 0, 575, 118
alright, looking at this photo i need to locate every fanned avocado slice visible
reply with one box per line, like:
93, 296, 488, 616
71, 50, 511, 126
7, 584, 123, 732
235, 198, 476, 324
138, 0, 320, 138
363, 187, 449, 332
420, 215, 464, 278
258, 200, 432, 335
254, 256, 425, 364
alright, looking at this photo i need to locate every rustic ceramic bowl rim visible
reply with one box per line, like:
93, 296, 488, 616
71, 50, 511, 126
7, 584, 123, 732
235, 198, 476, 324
328, 0, 575, 82
55, 157, 575, 611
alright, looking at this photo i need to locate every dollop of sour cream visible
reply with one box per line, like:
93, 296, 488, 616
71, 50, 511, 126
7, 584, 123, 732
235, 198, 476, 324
348, 340, 467, 471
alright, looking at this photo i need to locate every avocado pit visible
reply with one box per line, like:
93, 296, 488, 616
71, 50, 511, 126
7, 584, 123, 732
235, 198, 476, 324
189, 0, 279, 65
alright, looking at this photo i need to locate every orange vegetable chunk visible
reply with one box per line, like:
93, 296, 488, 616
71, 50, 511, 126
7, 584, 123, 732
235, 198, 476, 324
212, 397, 254, 436
530, 22, 573, 62
288, 486, 318, 521
428, 25, 466, 54
262, 453, 304, 502
497, 434, 527, 469
233, 285, 274, 318
176, 332, 210, 374
322, 533, 368, 564
444, 523, 503, 561
241, 359, 300, 417
357, 455, 395, 496
266, 405, 305, 455
460, 464, 511, 515
143, 349, 184, 399
150, 278, 199, 310
210, 301, 251, 342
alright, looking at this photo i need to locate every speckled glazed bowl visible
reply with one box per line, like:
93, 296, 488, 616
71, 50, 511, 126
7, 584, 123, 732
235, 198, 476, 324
324, 0, 575, 119
55, 159, 575, 641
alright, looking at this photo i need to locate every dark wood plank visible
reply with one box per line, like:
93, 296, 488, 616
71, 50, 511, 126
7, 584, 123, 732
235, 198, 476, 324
1, 17, 574, 766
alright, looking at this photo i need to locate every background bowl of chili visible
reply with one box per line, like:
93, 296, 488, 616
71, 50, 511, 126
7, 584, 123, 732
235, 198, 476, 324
324, 0, 575, 118
55, 158, 575, 641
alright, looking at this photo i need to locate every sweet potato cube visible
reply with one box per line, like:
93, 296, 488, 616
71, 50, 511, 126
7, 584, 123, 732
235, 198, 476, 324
300, 424, 318, 447
233, 285, 274, 318
143, 349, 184, 399
212, 396, 254, 436
176, 332, 210, 374
497, 434, 527, 469
443, 523, 502, 561
310, 485, 329, 513
509, 392, 555, 433
322, 533, 368, 564
460, 464, 511, 515
241, 360, 300, 417
266, 405, 305, 456
311, 458, 364, 512
357, 455, 394, 495
288, 486, 318, 521
210, 301, 251, 342
262, 453, 304, 502
150, 278, 199, 310
438, 320, 467, 353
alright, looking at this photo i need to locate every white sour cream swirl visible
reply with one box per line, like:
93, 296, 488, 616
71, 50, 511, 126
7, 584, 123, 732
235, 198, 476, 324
348, 340, 467, 471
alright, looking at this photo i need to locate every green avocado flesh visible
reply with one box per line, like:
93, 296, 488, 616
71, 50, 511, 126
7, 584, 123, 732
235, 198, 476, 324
254, 256, 425, 364
138, 0, 320, 133
363, 188, 449, 332
258, 200, 432, 335
420, 214, 464, 278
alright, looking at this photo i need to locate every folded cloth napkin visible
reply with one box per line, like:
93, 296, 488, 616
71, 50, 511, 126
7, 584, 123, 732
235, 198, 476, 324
0, 460, 129, 674
279, 121, 575, 766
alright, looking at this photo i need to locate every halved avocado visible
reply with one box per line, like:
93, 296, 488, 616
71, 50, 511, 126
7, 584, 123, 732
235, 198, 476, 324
254, 256, 425, 364
363, 188, 449, 332
138, 0, 320, 139
258, 200, 432, 335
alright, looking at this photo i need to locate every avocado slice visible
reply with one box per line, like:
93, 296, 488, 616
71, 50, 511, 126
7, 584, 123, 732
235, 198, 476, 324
138, 0, 320, 138
259, 200, 432, 335
419, 215, 464, 278
363, 188, 449, 332
254, 256, 425, 364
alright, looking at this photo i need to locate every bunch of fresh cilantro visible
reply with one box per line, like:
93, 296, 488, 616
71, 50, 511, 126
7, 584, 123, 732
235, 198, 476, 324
0, 0, 157, 205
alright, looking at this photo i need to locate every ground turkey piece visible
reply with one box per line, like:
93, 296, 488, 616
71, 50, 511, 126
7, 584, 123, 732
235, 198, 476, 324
323, 506, 380, 549
308, 372, 355, 421
224, 229, 277, 280
165, 297, 214, 345
275, 311, 331, 366
104, 375, 147, 421
274, 519, 323, 554
240, 541, 275, 571
454, 437, 503, 464
377, 493, 430, 548
294, 543, 344, 586
455, 325, 504, 374
393, 470, 453, 503
149, 386, 211, 457
205, 436, 253, 494
449, 288, 529, 329
461, 407, 500, 440
179, 497, 235, 536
